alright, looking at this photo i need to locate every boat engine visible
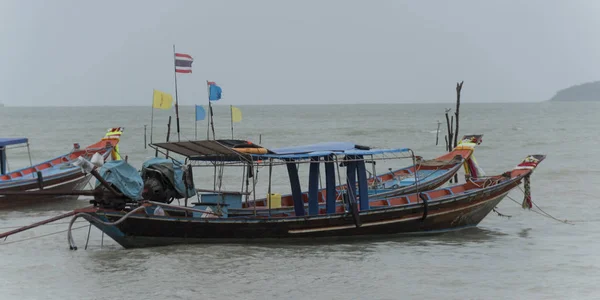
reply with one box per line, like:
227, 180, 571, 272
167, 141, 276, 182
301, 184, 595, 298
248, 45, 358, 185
92, 184, 129, 210
141, 169, 179, 203
140, 158, 196, 203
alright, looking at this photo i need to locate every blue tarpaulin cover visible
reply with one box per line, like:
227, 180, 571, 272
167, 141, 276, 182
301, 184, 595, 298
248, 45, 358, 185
96, 160, 144, 200
142, 157, 196, 198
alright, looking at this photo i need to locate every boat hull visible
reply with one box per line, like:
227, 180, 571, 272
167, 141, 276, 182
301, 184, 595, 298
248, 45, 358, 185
0, 172, 91, 209
87, 186, 511, 249
0, 127, 123, 209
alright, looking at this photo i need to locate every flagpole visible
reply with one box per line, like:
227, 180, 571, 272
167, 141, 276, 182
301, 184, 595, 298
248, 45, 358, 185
230, 105, 234, 139
150, 91, 154, 144
173, 44, 181, 142
206, 81, 210, 139
195, 106, 198, 140
210, 101, 216, 140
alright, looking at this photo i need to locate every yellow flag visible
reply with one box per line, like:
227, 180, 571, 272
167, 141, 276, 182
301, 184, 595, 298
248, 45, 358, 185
152, 89, 173, 110
231, 105, 242, 123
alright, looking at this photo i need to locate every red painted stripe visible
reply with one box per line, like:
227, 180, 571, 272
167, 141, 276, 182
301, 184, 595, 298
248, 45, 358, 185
176, 69, 192, 73
175, 53, 192, 59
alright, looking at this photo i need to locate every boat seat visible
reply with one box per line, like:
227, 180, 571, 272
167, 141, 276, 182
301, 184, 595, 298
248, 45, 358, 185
10, 171, 24, 179
389, 196, 409, 206
370, 199, 389, 207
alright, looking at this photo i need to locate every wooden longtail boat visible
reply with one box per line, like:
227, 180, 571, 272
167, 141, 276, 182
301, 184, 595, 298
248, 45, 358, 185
0, 128, 124, 209
234, 135, 483, 216
67, 139, 544, 249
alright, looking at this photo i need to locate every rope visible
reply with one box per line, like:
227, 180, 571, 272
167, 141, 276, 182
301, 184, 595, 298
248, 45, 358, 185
0, 225, 88, 246
492, 207, 512, 218
506, 194, 573, 225
0, 220, 87, 230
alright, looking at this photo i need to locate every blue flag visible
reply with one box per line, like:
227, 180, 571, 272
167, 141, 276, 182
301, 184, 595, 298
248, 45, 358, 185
209, 84, 222, 101
195, 105, 206, 121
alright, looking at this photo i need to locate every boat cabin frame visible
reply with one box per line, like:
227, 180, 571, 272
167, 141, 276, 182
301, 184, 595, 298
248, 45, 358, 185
150, 139, 418, 217
0, 138, 32, 176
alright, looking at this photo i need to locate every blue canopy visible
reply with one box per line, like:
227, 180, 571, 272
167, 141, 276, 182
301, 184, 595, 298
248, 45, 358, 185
0, 138, 28, 147
151, 140, 410, 162
252, 148, 410, 160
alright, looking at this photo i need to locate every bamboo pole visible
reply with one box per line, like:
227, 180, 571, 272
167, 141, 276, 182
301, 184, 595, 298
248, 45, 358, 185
0, 210, 78, 239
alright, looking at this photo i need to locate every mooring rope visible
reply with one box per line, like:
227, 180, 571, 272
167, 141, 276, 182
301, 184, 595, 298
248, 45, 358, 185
521, 174, 532, 209
506, 194, 573, 225
492, 207, 512, 218
0, 220, 87, 230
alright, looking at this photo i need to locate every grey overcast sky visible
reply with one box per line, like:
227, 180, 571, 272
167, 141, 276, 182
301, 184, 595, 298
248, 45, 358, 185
1, 0, 599, 106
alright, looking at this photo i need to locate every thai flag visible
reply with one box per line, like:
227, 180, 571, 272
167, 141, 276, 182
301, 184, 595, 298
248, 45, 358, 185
175, 53, 193, 73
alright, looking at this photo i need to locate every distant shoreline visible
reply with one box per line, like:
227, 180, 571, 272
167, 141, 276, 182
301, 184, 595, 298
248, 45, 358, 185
548, 81, 600, 102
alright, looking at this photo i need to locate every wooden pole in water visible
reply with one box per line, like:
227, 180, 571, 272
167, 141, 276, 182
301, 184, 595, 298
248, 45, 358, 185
435, 120, 441, 145
166, 116, 172, 159
444, 109, 452, 152
450, 115, 454, 148
144, 125, 147, 149
444, 108, 453, 183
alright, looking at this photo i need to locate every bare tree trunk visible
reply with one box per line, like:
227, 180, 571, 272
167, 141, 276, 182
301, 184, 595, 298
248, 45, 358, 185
453, 81, 464, 148
452, 81, 464, 183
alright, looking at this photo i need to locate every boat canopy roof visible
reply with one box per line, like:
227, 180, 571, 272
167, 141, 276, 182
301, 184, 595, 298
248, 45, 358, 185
152, 139, 410, 162
0, 138, 28, 147
152, 139, 270, 161
254, 142, 409, 159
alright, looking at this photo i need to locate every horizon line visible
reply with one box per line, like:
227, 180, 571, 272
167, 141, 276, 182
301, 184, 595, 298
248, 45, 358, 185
1, 100, 546, 108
